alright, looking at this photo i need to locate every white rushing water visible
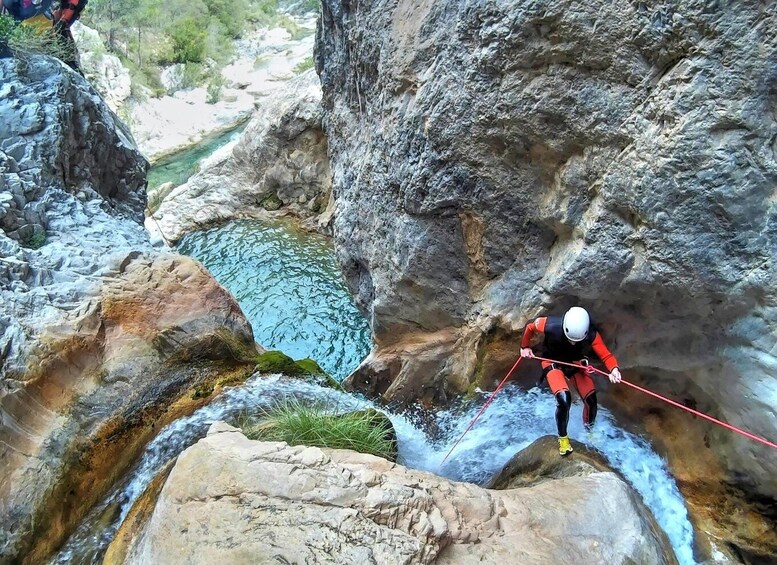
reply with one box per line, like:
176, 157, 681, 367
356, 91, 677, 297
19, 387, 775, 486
54, 375, 695, 564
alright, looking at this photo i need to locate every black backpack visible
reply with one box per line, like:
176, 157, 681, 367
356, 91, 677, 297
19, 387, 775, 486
2, 0, 54, 21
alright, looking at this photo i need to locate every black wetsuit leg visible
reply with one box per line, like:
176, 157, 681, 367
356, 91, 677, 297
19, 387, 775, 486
54, 21, 82, 73
583, 391, 598, 427
555, 390, 572, 437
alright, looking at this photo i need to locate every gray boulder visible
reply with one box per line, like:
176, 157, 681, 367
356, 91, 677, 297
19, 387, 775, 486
149, 68, 332, 242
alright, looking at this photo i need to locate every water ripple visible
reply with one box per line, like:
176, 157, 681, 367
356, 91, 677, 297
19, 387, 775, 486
177, 219, 372, 380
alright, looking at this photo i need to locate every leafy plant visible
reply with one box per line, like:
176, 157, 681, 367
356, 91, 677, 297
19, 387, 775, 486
169, 17, 206, 63
206, 78, 223, 104
24, 231, 46, 249
207, 0, 248, 38
179, 62, 208, 89
237, 400, 397, 460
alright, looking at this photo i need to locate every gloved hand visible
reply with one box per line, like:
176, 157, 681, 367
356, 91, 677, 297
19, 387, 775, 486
520, 348, 534, 358
609, 368, 622, 384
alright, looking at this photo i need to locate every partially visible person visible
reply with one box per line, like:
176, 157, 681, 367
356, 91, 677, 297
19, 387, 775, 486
51, 0, 86, 71
519, 306, 622, 456
1, 0, 85, 71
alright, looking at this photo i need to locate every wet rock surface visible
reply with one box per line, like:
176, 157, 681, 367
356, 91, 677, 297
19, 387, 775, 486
116, 422, 673, 564
0, 57, 258, 563
317, 0, 777, 552
149, 69, 332, 243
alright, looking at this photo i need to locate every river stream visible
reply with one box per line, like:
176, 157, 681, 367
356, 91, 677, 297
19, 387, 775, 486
53, 217, 696, 565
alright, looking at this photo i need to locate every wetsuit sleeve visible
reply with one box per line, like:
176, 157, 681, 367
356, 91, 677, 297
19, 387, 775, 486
521, 317, 547, 347
591, 332, 619, 371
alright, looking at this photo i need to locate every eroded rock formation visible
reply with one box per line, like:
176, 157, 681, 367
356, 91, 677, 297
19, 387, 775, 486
0, 57, 258, 562
149, 69, 332, 243
112, 422, 673, 564
316, 0, 777, 555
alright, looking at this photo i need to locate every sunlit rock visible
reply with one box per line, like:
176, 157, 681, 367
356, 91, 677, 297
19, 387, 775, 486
114, 423, 673, 564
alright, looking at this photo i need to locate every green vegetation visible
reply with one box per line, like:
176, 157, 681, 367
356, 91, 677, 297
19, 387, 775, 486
24, 231, 47, 249
191, 384, 214, 399
0, 14, 73, 60
255, 350, 305, 375
80, 0, 318, 94
169, 17, 206, 63
254, 351, 340, 388
206, 74, 225, 103
293, 56, 314, 74
237, 400, 398, 460
295, 357, 340, 388
294, 357, 324, 374
259, 192, 283, 210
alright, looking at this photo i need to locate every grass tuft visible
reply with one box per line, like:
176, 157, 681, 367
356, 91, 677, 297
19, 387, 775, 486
0, 14, 74, 61
236, 400, 397, 461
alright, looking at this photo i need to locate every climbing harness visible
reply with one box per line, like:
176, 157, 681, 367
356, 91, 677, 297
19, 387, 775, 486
441, 354, 777, 465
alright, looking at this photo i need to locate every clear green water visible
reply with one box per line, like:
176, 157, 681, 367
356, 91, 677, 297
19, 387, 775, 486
146, 125, 247, 191
177, 219, 371, 380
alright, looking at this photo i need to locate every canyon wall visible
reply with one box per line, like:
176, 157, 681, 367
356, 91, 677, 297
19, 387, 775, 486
316, 0, 777, 555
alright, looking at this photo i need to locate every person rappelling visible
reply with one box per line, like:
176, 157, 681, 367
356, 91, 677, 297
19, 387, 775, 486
519, 306, 622, 456
442, 305, 775, 467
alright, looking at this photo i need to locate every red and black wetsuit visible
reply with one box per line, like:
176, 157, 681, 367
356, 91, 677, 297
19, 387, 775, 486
521, 316, 619, 436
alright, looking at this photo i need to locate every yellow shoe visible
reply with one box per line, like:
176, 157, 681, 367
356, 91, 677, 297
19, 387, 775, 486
558, 436, 573, 456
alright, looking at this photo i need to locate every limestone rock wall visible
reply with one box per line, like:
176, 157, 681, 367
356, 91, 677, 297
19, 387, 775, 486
72, 23, 132, 112
116, 422, 672, 565
150, 69, 332, 242
0, 58, 258, 563
315, 0, 777, 551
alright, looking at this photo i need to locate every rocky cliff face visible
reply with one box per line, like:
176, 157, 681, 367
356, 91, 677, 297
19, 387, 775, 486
72, 23, 132, 112
111, 422, 673, 564
316, 0, 777, 555
149, 69, 332, 243
0, 57, 258, 562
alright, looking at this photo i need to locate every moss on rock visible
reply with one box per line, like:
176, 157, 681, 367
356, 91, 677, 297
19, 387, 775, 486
255, 352, 341, 389
295, 357, 324, 374
255, 351, 304, 376
295, 357, 340, 389
259, 192, 283, 211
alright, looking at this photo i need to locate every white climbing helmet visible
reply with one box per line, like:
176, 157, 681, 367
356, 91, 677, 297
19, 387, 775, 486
563, 307, 590, 342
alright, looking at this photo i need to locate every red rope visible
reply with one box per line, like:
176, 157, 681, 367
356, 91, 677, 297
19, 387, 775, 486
441, 354, 777, 466
532, 355, 777, 450
440, 357, 522, 466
